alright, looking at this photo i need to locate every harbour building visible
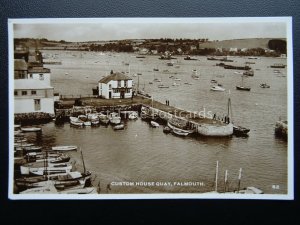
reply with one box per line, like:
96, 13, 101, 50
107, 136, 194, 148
98, 70, 133, 99
14, 48, 54, 116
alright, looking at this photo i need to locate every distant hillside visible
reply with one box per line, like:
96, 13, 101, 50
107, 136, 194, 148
199, 38, 286, 49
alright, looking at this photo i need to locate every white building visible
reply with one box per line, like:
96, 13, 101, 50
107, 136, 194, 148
98, 71, 133, 99
14, 59, 54, 114
14, 79, 54, 114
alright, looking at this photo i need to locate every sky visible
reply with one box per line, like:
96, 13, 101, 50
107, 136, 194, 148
12, 18, 288, 42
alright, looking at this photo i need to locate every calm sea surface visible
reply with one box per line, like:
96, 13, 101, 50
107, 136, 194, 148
21, 51, 288, 194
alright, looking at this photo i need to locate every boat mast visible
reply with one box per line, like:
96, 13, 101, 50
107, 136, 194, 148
80, 148, 86, 174
215, 161, 219, 192
224, 170, 228, 192
237, 168, 242, 192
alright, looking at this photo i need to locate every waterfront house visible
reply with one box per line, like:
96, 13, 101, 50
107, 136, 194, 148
14, 79, 55, 114
14, 50, 54, 115
98, 71, 133, 99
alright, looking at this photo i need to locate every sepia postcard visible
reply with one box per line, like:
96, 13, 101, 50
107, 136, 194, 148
8, 17, 293, 200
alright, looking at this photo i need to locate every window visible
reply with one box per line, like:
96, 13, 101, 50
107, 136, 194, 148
14, 91, 18, 96
118, 80, 121, 87
31, 90, 37, 95
22, 91, 27, 96
29, 74, 33, 79
124, 80, 127, 87
39, 74, 44, 80
34, 99, 41, 111
109, 84, 112, 90
126, 89, 130, 93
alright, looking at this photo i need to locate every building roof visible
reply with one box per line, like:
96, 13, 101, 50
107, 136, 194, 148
14, 79, 53, 90
99, 72, 132, 84
14, 59, 28, 71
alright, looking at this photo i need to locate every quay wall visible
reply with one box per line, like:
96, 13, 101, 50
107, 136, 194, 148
14, 112, 55, 125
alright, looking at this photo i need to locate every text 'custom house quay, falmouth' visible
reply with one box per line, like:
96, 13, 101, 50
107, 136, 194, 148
12, 35, 288, 195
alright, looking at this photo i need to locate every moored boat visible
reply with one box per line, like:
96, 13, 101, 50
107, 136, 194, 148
158, 84, 169, 88
236, 75, 251, 91
233, 125, 250, 137
21, 127, 42, 132
52, 145, 78, 151
150, 121, 160, 127
197, 122, 233, 137
20, 161, 72, 175
167, 121, 195, 135
70, 116, 84, 126
19, 184, 97, 194
210, 85, 225, 92
128, 112, 138, 120
16, 171, 91, 190
172, 128, 189, 136
260, 83, 270, 88
97, 112, 110, 125
113, 123, 125, 130
78, 115, 91, 126
108, 112, 121, 125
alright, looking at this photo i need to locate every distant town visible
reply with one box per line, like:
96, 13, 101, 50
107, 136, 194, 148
14, 37, 287, 57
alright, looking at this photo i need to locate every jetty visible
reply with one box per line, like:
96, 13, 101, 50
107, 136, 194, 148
55, 95, 233, 137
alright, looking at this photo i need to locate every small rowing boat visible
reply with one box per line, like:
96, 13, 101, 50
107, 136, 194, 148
52, 146, 78, 151
150, 121, 160, 128
21, 127, 42, 132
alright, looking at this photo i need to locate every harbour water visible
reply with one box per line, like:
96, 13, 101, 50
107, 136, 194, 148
18, 51, 288, 194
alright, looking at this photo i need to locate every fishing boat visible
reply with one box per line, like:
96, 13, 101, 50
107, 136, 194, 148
174, 78, 181, 81
210, 85, 225, 92
70, 116, 84, 126
97, 113, 110, 125
87, 113, 100, 125
78, 115, 91, 126
21, 127, 42, 132
236, 75, 251, 91
260, 83, 270, 88
52, 145, 78, 151
128, 112, 138, 120
172, 82, 180, 86
108, 112, 121, 125
113, 123, 125, 130
184, 82, 193, 85
150, 121, 160, 128
197, 119, 233, 137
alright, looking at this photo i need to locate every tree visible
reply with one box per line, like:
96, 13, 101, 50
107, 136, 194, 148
268, 39, 286, 54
